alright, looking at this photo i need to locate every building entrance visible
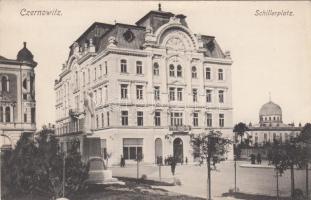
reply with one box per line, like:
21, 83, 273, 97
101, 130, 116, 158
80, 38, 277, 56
173, 138, 183, 163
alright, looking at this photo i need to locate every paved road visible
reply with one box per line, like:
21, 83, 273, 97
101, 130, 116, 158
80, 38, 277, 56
111, 161, 310, 199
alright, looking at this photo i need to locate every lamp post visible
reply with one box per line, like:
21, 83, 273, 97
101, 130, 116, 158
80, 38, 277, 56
234, 131, 237, 193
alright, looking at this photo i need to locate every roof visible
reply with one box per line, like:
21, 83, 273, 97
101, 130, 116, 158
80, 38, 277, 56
259, 101, 282, 116
68, 22, 114, 57
66, 9, 229, 59
98, 23, 146, 52
16, 42, 37, 67
135, 10, 174, 26
0, 55, 8, 60
201, 35, 226, 58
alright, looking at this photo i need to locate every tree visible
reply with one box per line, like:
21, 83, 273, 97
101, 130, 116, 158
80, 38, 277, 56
233, 122, 249, 144
268, 139, 288, 200
283, 137, 305, 200
1, 133, 38, 195
233, 122, 249, 193
297, 123, 311, 200
1, 127, 89, 199
191, 130, 232, 200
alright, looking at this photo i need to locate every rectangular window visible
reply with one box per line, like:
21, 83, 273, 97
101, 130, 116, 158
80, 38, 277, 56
94, 67, 97, 81
206, 89, 212, 103
121, 111, 128, 126
136, 61, 143, 74
154, 86, 160, 101
192, 89, 198, 102
154, 111, 161, 126
218, 69, 224, 80
170, 112, 183, 126
219, 90, 224, 103
219, 114, 224, 127
193, 112, 199, 127
101, 113, 104, 128
31, 108, 35, 123
137, 111, 143, 126
99, 65, 102, 78
120, 59, 127, 73
206, 67, 211, 80
136, 85, 143, 100
177, 88, 183, 101
107, 112, 110, 126
121, 84, 128, 99
169, 87, 175, 101
24, 113, 27, 123
206, 113, 212, 127
123, 138, 143, 160
99, 88, 103, 104
105, 61, 108, 75
153, 63, 159, 76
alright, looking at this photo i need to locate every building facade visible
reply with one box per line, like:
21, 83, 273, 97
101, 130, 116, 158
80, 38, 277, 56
54, 7, 233, 165
0, 42, 37, 149
247, 100, 302, 146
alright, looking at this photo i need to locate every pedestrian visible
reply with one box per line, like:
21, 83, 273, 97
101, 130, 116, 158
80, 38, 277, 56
185, 157, 188, 165
250, 154, 256, 164
120, 155, 123, 167
257, 153, 261, 164
170, 157, 176, 176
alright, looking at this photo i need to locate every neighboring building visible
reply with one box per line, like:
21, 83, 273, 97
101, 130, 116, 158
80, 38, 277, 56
54, 6, 233, 165
247, 100, 302, 146
0, 42, 37, 149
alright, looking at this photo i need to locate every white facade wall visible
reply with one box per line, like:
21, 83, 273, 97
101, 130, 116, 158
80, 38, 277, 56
55, 16, 234, 165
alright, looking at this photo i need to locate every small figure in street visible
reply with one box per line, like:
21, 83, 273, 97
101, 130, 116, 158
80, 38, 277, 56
170, 157, 177, 176
257, 153, 262, 164
120, 155, 125, 167
185, 157, 188, 165
250, 154, 256, 164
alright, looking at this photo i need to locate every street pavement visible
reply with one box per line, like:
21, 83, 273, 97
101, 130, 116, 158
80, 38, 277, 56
111, 161, 310, 199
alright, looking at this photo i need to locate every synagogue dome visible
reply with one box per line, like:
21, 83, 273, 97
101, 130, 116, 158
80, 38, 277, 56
259, 101, 282, 116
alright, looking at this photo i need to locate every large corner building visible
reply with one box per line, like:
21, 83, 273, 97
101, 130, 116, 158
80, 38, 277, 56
54, 7, 233, 165
0, 42, 37, 149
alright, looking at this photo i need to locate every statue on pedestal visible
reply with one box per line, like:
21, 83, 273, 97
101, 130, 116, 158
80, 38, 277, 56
83, 92, 95, 134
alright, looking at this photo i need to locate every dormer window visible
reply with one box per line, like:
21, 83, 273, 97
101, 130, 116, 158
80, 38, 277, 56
123, 29, 135, 42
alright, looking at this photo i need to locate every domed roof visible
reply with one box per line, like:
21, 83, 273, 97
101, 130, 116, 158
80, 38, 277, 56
259, 101, 282, 116
17, 42, 37, 67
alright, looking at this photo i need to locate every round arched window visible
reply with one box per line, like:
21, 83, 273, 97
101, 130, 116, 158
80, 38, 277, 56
177, 65, 182, 77
169, 64, 175, 77
191, 66, 197, 78
153, 63, 159, 76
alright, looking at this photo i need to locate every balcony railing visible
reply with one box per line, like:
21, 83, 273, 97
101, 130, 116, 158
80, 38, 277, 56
169, 125, 191, 132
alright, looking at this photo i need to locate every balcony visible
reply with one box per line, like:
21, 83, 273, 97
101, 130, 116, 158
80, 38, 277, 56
169, 125, 191, 132
69, 109, 83, 118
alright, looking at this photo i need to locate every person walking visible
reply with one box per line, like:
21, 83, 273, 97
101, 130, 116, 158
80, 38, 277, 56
257, 153, 262, 164
170, 157, 177, 176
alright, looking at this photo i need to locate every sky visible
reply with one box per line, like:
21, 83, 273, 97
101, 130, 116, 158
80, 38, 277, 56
0, 1, 310, 128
